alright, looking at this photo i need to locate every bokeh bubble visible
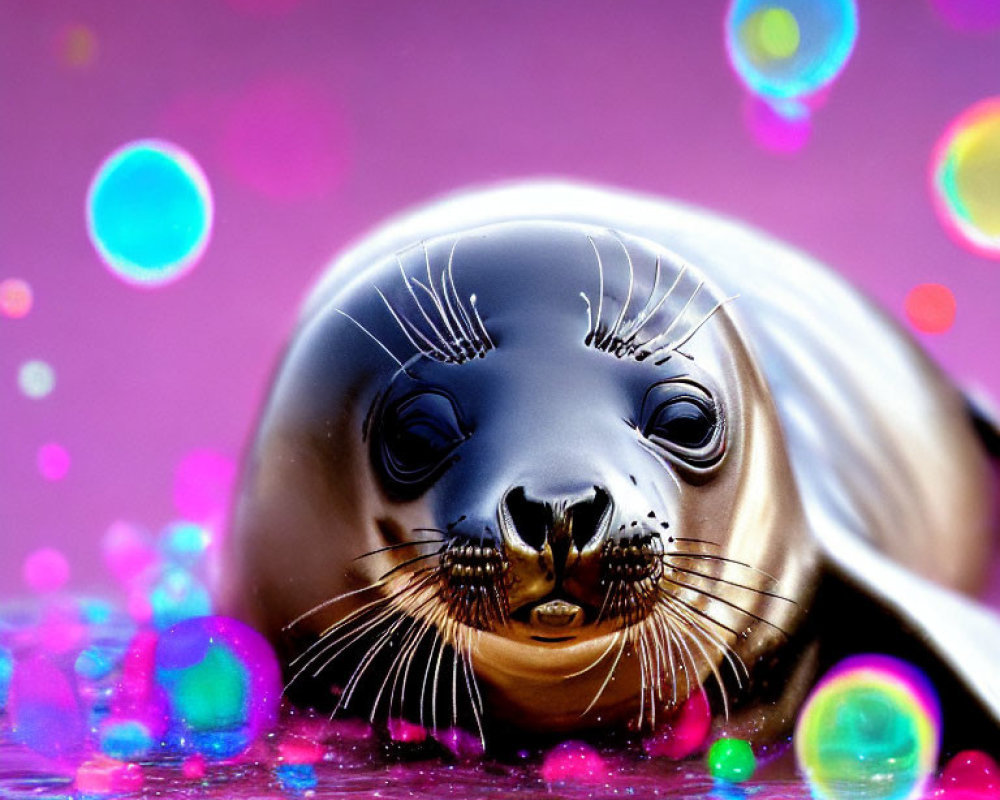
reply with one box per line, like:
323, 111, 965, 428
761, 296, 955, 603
160, 521, 212, 568
221, 79, 347, 201
86, 140, 214, 287
540, 740, 609, 784
0, 648, 12, 710
9, 655, 86, 761
55, 23, 99, 69
149, 568, 212, 631
744, 94, 812, 153
155, 616, 281, 758
726, 0, 859, 100
930, 0, 1000, 33
0, 278, 33, 318
23, 547, 71, 593
37, 442, 71, 481
904, 283, 956, 334
173, 448, 236, 523
931, 97, 1000, 258
795, 654, 940, 800
17, 359, 55, 399
102, 520, 160, 588
707, 737, 756, 783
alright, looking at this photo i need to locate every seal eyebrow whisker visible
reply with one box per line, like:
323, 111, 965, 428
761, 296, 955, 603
655, 294, 740, 365
587, 236, 605, 346
375, 286, 451, 362
469, 294, 494, 351
333, 308, 412, 375
396, 255, 461, 362
635, 280, 705, 358
580, 291, 593, 337
601, 233, 635, 350
615, 253, 662, 351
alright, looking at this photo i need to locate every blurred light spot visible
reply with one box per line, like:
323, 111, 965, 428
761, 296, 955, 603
55, 23, 99, 69
9, 655, 86, 760
0, 648, 12, 710
173, 448, 236, 522
931, 97, 1000, 258
540, 740, 609, 784
86, 140, 214, 287
23, 547, 71, 593
0, 278, 33, 318
149, 568, 212, 631
796, 655, 939, 800
744, 95, 812, 153
160, 521, 211, 568
930, 0, 1000, 32
37, 442, 71, 481
221, 79, 347, 201
102, 521, 159, 588
904, 284, 956, 334
99, 719, 153, 760
76, 646, 117, 682
726, 0, 858, 100
18, 359, 55, 399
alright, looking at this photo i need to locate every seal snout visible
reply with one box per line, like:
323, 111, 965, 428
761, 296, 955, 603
499, 484, 613, 564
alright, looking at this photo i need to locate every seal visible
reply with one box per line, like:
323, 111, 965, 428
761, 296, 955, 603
219, 182, 1000, 746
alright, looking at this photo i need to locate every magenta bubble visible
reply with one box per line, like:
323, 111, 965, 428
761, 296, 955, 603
644, 689, 712, 759
102, 520, 160, 587
23, 547, 71, 593
436, 727, 484, 760
220, 78, 348, 201
930, 0, 1000, 32
937, 750, 1000, 796
744, 94, 811, 153
173, 448, 236, 522
37, 442, 71, 481
387, 718, 427, 743
540, 740, 609, 784
9, 655, 86, 761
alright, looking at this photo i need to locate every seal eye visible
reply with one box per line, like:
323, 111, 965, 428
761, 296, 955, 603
377, 390, 467, 494
645, 399, 715, 449
640, 381, 724, 469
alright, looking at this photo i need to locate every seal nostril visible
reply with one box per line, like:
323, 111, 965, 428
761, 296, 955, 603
570, 486, 612, 551
503, 486, 551, 552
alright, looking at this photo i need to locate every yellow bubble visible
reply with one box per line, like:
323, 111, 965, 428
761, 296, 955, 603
932, 98, 1000, 257
742, 6, 801, 64
58, 24, 99, 69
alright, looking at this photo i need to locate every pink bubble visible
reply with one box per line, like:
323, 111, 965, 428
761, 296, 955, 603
387, 717, 427, 743
102, 520, 160, 587
905, 283, 956, 335
930, 0, 1000, 32
37, 442, 71, 481
540, 740, 609, 784
744, 95, 811, 154
220, 78, 348, 201
0, 278, 32, 318
23, 547, 71, 593
182, 753, 207, 779
278, 734, 325, 764
436, 726, 484, 760
9, 655, 86, 761
934, 750, 1000, 798
644, 689, 713, 759
173, 448, 236, 522
76, 756, 142, 795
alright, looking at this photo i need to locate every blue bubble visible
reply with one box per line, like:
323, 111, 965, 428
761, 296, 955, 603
275, 763, 318, 792
0, 648, 12, 710
150, 568, 212, 631
160, 521, 211, 568
726, 0, 858, 100
99, 719, 154, 760
79, 598, 115, 625
190, 729, 251, 759
86, 140, 214, 287
75, 646, 116, 681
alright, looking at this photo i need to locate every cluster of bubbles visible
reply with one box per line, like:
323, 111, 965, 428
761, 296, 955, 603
725, 0, 858, 152
86, 140, 214, 288
795, 654, 940, 800
931, 97, 1000, 259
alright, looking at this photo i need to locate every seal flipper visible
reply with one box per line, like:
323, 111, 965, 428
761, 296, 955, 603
816, 534, 1000, 755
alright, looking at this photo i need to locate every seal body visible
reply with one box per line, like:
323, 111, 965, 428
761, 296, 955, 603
220, 183, 998, 743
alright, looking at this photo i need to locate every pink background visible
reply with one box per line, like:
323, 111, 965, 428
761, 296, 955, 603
1, 1, 998, 598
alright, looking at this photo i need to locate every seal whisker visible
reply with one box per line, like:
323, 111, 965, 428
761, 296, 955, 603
602, 233, 635, 351
354, 538, 447, 561
635, 280, 705, 359
421, 241, 464, 357
396, 255, 460, 362
468, 293, 494, 351
458, 629, 486, 747
375, 285, 451, 362
665, 563, 796, 603
283, 581, 387, 632
580, 631, 628, 717
376, 547, 446, 582
333, 308, 410, 372
655, 295, 739, 365
662, 551, 780, 584
665, 599, 749, 687
616, 254, 662, 348
661, 573, 791, 636
587, 236, 605, 346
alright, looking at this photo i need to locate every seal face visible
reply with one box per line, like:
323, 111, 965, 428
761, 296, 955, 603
221, 183, 998, 744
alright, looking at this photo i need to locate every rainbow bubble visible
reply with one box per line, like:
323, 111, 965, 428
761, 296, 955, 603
155, 616, 281, 758
86, 140, 214, 287
18, 359, 55, 399
795, 654, 940, 800
931, 97, 1000, 259
726, 0, 858, 101
0, 278, 33, 318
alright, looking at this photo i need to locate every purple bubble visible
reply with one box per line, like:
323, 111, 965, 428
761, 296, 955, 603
9, 655, 86, 761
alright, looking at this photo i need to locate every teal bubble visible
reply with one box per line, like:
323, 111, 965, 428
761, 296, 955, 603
99, 719, 153, 760
726, 0, 858, 100
0, 648, 12, 710
86, 140, 213, 287
149, 568, 212, 631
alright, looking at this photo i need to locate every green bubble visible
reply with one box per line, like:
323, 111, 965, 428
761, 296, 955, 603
172, 644, 248, 731
707, 737, 756, 783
